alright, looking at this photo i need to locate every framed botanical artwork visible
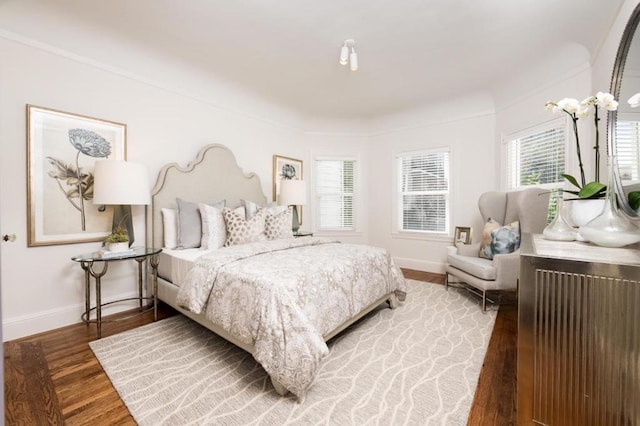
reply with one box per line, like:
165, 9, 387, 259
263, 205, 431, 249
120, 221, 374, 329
454, 226, 472, 245
27, 105, 127, 246
272, 154, 303, 201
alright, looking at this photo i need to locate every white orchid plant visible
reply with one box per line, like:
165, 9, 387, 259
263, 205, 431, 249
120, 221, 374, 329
545, 92, 618, 199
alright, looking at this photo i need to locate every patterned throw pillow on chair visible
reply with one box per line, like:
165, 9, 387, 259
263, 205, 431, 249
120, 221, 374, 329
479, 218, 520, 260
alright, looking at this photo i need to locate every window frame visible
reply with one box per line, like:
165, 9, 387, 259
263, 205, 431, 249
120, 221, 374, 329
313, 156, 358, 233
502, 117, 569, 192
615, 111, 640, 183
393, 147, 451, 239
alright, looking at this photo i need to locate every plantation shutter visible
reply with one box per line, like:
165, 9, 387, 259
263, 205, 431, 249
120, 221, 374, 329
505, 121, 566, 190
315, 159, 355, 230
615, 120, 640, 181
398, 150, 449, 233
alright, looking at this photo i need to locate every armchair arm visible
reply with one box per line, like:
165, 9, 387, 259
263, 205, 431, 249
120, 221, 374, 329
456, 243, 481, 257
492, 249, 520, 290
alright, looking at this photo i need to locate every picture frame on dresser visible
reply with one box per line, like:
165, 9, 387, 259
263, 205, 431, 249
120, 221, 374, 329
454, 226, 472, 245
27, 105, 127, 246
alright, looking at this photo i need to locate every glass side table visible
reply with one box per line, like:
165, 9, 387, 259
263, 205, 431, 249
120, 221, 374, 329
293, 232, 313, 237
71, 246, 161, 339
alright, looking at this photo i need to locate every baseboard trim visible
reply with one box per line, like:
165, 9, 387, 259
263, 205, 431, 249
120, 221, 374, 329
2, 291, 141, 342
393, 257, 445, 274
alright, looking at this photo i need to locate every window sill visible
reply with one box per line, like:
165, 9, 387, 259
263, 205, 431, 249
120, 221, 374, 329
391, 231, 452, 243
315, 230, 363, 238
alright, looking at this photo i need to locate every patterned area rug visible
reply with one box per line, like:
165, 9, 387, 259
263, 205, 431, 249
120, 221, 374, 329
90, 280, 497, 425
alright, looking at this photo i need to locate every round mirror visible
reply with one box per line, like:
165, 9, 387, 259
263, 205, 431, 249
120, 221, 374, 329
610, 3, 640, 217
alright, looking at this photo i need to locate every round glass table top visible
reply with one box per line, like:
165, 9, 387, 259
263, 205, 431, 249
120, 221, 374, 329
71, 246, 162, 262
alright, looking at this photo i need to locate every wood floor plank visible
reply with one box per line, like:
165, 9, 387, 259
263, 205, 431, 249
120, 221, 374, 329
467, 303, 517, 425
4, 342, 33, 426
4, 270, 516, 425
19, 342, 63, 425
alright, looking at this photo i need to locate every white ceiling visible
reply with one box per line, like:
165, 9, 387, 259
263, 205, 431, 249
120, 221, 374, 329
0, 0, 625, 119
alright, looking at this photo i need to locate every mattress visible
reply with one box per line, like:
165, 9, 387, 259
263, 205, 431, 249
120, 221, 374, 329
158, 248, 208, 286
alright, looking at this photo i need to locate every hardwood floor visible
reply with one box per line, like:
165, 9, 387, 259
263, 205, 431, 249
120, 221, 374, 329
4, 270, 517, 425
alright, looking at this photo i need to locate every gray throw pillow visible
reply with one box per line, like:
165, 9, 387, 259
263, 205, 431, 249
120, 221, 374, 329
177, 198, 225, 248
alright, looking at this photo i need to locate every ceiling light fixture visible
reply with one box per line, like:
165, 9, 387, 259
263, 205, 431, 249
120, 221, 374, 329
339, 39, 358, 71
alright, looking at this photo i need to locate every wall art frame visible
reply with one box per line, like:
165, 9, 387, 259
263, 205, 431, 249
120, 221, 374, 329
27, 105, 127, 246
454, 226, 472, 245
272, 154, 303, 223
272, 154, 303, 201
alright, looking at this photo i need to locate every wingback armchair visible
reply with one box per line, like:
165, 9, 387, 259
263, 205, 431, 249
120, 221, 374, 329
445, 188, 550, 310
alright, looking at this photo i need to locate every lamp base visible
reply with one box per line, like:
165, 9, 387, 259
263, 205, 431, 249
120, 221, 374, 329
112, 204, 134, 247
292, 205, 301, 234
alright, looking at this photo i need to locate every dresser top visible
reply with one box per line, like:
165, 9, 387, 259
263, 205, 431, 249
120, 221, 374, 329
522, 234, 640, 267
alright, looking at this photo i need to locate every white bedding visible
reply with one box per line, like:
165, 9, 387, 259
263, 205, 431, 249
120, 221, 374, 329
160, 248, 208, 286
175, 237, 407, 398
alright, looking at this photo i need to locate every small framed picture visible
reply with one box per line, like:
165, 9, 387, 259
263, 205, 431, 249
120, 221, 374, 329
454, 226, 472, 245
272, 154, 303, 202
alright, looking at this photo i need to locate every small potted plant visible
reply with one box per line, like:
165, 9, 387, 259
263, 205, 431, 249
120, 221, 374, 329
104, 225, 129, 252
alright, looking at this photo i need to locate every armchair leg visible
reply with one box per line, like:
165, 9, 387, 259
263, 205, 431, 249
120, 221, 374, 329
444, 273, 449, 291
482, 290, 487, 312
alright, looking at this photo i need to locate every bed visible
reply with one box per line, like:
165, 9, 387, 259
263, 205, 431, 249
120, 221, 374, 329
146, 144, 407, 398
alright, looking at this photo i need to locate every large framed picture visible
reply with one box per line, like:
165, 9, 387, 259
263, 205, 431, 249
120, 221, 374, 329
272, 154, 303, 201
27, 105, 127, 246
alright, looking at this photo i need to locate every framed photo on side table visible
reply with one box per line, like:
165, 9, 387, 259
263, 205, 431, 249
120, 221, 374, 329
27, 105, 127, 246
454, 226, 472, 245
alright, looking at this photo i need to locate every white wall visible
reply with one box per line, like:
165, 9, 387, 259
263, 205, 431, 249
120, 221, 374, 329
0, 36, 312, 340
3, 0, 638, 340
367, 93, 496, 273
495, 65, 594, 190
305, 131, 371, 244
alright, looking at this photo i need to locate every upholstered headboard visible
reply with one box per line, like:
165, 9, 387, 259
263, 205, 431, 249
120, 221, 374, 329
146, 144, 268, 249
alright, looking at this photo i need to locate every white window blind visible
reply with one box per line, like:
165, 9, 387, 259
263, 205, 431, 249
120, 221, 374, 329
615, 120, 640, 181
315, 158, 355, 231
397, 149, 449, 233
505, 121, 566, 190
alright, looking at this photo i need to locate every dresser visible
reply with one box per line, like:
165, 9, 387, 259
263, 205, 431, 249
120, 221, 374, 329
518, 234, 640, 425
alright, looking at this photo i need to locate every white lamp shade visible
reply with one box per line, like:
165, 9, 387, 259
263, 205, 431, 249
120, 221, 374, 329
93, 160, 151, 205
350, 50, 358, 71
279, 179, 307, 206
339, 44, 349, 65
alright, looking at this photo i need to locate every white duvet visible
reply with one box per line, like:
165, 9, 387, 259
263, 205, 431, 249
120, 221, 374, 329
176, 237, 407, 398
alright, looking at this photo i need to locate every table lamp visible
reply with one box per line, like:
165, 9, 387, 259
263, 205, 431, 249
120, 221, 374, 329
279, 179, 307, 234
93, 160, 151, 246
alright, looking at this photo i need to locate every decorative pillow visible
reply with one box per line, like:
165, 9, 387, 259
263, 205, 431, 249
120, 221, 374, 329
240, 199, 259, 219
479, 218, 520, 260
176, 198, 225, 249
199, 203, 226, 250
241, 200, 288, 219
161, 208, 178, 249
265, 207, 293, 240
223, 207, 267, 246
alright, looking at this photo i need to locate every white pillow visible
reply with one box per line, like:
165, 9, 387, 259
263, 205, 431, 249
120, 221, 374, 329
161, 208, 178, 249
240, 199, 259, 219
176, 198, 225, 249
199, 203, 226, 250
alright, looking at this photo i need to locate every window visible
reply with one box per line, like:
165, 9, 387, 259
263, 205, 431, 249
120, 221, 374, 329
615, 120, 640, 181
505, 120, 566, 191
397, 149, 449, 234
315, 158, 355, 231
